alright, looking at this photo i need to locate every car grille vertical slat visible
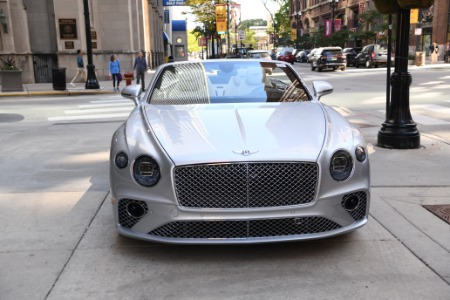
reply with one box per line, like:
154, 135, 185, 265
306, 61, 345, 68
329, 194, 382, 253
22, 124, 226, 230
175, 162, 318, 208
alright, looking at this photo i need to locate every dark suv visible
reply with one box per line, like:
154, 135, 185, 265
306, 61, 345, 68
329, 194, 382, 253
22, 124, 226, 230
310, 47, 346, 72
355, 44, 391, 68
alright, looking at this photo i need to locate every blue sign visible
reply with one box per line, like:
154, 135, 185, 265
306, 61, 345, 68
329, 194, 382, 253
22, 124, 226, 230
164, 10, 170, 24
163, 0, 186, 6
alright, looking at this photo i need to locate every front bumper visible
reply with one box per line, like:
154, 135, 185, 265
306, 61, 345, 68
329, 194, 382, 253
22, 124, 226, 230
112, 189, 369, 244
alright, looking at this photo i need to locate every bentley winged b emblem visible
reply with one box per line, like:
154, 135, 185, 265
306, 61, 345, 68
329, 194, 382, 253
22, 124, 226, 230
232, 149, 259, 156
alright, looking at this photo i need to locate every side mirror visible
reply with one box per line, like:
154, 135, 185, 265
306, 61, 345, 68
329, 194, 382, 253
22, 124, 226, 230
121, 85, 142, 106
312, 81, 333, 100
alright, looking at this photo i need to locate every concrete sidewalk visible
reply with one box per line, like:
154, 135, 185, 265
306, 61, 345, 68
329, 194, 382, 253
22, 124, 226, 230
0, 70, 156, 97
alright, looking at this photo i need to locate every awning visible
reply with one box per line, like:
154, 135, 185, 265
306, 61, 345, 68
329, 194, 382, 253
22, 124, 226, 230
163, 31, 172, 44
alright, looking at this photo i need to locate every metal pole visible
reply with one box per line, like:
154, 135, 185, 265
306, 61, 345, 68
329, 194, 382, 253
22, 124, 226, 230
386, 14, 392, 118
295, 14, 299, 49
331, 1, 335, 34
226, 0, 230, 53
83, 0, 99, 89
377, 9, 420, 149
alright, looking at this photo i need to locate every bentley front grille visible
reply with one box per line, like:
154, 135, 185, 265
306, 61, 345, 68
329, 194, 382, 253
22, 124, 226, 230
148, 217, 341, 239
174, 162, 318, 208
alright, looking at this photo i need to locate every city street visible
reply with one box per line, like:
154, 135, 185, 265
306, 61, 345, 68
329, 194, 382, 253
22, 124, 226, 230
1, 64, 450, 299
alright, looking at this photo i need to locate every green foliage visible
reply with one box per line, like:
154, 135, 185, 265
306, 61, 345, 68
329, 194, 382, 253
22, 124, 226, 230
0, 56, 17, 70
188, 30, 203, 53
241, 28, 257, 48
240, 19, 267, 30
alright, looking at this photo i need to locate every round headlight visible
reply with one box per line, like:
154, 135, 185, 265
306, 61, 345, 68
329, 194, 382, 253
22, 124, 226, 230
133, 155, 161, 187
115, 152, 128, 169
355, 146, 367, 162
330, 150, 353, 181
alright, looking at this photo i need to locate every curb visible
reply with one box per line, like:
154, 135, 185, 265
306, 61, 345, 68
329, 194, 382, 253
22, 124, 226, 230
0, 89, 116, 97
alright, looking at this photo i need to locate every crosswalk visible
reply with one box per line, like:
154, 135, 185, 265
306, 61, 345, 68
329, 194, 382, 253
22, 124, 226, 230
47, 97, 450, 127
48, 98, 135, 123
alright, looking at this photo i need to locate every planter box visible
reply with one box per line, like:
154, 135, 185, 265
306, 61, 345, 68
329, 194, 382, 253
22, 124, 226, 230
1, 70, 24, 92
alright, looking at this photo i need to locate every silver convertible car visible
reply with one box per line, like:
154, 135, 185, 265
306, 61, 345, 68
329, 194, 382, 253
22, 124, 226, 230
110, 60, 370, 244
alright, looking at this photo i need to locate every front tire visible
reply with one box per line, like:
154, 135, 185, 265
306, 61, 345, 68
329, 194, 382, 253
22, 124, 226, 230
341, 66, 346, 71
311, 63, 316, 71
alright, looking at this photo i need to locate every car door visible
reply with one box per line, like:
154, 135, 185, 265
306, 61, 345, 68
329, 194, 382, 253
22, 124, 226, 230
356, 46, 368, 65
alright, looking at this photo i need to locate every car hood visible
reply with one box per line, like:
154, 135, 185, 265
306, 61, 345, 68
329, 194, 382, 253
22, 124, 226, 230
144, 102, 326, 165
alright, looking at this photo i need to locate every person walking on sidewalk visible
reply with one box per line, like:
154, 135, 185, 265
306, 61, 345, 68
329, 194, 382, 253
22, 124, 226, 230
70, 49, 86, 87
134, 51, 148, 92
431, 42, 439, 64
109, 54, 121, 92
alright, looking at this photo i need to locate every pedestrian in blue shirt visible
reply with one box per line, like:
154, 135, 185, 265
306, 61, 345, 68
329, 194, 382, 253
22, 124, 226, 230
70, 49, 86, 87
109, 54, 121, 92
134, 51, 148, 92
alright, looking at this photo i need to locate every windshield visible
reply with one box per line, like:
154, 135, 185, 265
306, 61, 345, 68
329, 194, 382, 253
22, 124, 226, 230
149, 61, 311, 105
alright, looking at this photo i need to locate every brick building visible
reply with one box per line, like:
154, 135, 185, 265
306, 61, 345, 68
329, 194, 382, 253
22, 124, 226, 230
290, 0, 449, 60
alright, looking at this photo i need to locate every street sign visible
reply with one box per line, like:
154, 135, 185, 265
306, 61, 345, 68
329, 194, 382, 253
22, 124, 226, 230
239, 30, 245, 40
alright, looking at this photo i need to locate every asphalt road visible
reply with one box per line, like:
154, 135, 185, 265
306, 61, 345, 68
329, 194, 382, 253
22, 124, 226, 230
1, 65, 450, 299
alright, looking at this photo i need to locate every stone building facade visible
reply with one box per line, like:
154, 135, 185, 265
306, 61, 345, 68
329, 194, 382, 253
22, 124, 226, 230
290, 0, 449, 59
0, 0, 165, 84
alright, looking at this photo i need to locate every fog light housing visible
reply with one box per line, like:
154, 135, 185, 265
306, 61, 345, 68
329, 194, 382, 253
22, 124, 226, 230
133, 155, 160, 187
126, 201, 146, 218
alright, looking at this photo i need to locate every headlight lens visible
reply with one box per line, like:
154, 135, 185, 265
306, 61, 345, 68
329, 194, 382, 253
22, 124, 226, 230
133, 155, 160, 187
355, 146, 367, 162
115, 152, 128, 169
330, 150, 353, 181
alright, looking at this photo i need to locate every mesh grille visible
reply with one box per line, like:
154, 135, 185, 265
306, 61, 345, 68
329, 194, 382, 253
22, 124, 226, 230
175, 162, 318, 208
341, 192, 367, 221
118, 199, 149, 228
149, 217, 341, 239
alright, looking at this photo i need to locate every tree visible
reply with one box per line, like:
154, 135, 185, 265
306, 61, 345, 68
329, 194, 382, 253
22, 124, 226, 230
356, 10, 389, 45
240, 19, 267, 30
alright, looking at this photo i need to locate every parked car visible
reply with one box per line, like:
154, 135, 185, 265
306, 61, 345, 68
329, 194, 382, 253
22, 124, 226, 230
110, 59, 370, 244
277, 50, 295, 64
246, 50, 274, 74
343, 48, 357, 67
306, 48, 318, 63
110, 60, 370, 244
246, 50, 272, 60
295, 50, 311, 63
310, 47, 346, 72
355, 44, 392, 68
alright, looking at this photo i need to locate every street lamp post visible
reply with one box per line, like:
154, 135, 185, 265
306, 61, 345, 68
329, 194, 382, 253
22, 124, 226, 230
292, 11, 301, 50
330, 0, 338, 34
377, 9, 420, 149
82, 0, 99, 89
